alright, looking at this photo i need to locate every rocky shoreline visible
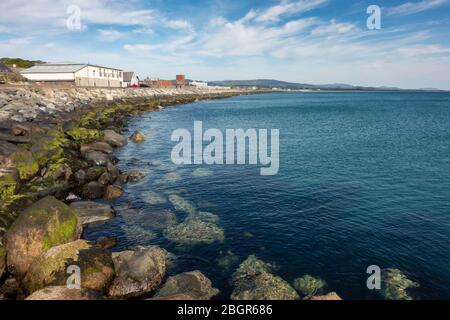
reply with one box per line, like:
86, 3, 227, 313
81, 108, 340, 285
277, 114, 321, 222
0, 86, 419, 301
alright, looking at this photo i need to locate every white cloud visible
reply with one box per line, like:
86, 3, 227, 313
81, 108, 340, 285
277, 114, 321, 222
254, 0, 328, 22
397, 44, 450, 56
389, 0, 450, 15
311, 20, 357, 36
97, 29, 125, 41
164, 19, 193, 30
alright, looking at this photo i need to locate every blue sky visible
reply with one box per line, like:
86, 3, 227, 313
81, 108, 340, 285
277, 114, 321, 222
1, 0, 450, 89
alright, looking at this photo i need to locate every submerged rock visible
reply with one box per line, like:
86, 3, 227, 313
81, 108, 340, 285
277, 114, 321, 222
142, 191, 167, 205
169, 194, 196, 215
164, 220, 224, 245
96, 236, 118, 250
3, 196, 82, 277
231, 255, 299, 301
186, 211, 220, 224
103, 129, 127, 148
157, 172, 182, 185
292, 275, 327, 297
130, 130, 145, 142
122, 224, 157, 242
217, 250, 239, 271
142, 209, 177, 230
69, 201, 115, 226
154, 271, 219, 300
23, 240, 114, 294
381, 268, 418, 300
25, 286, 105, 300
191, 168, 213, 178
108, 246, 167, 298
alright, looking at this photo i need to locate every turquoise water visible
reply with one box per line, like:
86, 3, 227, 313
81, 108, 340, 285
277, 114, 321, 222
85, 92, 450, 299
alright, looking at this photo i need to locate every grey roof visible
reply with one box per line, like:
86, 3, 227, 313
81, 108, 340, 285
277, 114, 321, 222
123, 71, 135, 82
21, 63, 123, 74
21, 63, 87, 74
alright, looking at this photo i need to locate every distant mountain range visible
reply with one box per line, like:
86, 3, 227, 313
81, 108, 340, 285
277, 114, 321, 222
208, 79, 443, 91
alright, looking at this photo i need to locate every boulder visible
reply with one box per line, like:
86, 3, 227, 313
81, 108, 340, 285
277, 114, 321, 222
82, 181, 106, 200
83, 150, 110, 166
381, 268, 418, 300
25, 286, 105, 300
23, 240, 114, 294
98, 172, 112, 185
0, 167, 20, 200
104, 185, 123, 200
85, 166, 106, 182
308, 292, 343, 300
106, 162, 120, 180
150, 294, 195, 300
103, 130, 127, 148
230, 255, 299, 301
96, 236, 118, 250
3, 196, 82, 277
108, 246, 167, 298
292, 275, 327, 297
0, 245, 5, 278
0, 278, 22, 300
154, 271, 219, 300
129, 130, 145, 142
69, 201, 115, 226
80, 142, 113, 155
74, 169, 86, 184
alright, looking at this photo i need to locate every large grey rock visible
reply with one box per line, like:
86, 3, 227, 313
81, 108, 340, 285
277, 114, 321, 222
154, 271, 219, 300
108, 246, 167, 298
80, 142, 113, 154
103, 130, 127, 148
82, 182, 106, 200
83, 150, 110, 166
69, 201, 115, 226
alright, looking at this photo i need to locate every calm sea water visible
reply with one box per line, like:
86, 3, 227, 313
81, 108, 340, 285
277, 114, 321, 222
85, 92, 450, 300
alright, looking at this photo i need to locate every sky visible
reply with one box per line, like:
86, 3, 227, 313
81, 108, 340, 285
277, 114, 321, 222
0, 0, 450, 89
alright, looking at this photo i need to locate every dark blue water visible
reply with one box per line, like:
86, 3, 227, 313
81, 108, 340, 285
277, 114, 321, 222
85, 92, 450, 300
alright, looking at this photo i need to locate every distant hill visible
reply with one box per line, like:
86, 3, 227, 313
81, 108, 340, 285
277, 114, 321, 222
0, 57, 45, 68
208, 79, 440, 91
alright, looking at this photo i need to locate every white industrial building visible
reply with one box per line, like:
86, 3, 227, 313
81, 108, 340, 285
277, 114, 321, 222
189, 81, 208, 88
21, 63, 124, 88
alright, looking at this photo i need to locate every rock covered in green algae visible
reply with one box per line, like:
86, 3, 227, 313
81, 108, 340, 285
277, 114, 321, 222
154, 271, 219, 300
141, 191, 167, 205
25, 286, 105, 300
0, 167, 20, 200
3, 196, 82, 277
164, 220, 225, 245
292, 275, 327, 297
23, 240, 115, 294
66, 127, 103, 143
381, 268, 418, 300
231, 255, 299, 301
11, 149, 39, 180
0, 244, 6, 279
69, 201, 115, 226
168, 194, 196, 215
108, 246, 167, 298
